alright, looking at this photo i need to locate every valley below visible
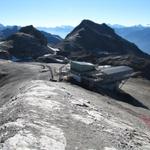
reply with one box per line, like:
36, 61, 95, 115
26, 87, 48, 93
0, 60, 150, 150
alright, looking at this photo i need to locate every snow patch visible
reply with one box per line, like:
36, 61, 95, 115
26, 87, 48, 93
48, 46, 60, 52
0, 41, 4, 44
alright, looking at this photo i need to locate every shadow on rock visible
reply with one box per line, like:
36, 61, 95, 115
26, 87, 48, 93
69, 79, 149, 110
99, 89, 149, 110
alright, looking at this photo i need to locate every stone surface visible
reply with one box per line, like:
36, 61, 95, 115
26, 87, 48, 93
0, 61, 150, 150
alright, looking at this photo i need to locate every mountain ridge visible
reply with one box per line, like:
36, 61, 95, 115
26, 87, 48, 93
58, 20, 149, 57
57, 19, 150, 79
1, 23, 150, 54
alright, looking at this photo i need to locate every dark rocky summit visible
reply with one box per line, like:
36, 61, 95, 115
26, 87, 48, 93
19, 25, 48, 46
58, 20, 150, 79
58, 20, 148, 57
0, 24, 62, 45
0, 25, 64, 60
0, 25, 52, 59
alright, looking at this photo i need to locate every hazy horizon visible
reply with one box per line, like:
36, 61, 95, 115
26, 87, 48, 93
1, 22, 150, 28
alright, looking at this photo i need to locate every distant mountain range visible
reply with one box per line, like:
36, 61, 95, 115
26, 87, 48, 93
1, 23, 150, 54
0, 24, 62, 46
0, 21, 150, 79
37, 26, 73, 38
113, 26, 150, 54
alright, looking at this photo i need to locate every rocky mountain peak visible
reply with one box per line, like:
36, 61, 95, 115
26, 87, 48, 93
0, 25, 52, 59
20, 25, 47, 46
57, 20, 150, 79
60, 20, 146, 56
69, 19, 115, 37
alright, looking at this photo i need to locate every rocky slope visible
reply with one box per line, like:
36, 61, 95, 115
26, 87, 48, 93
58, 20, 147, 57
0, 60, 150, 150
57, 20, 150, 79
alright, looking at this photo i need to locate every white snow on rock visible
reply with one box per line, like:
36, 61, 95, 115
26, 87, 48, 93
0, 41, 4, 45
47, 46, 60, 52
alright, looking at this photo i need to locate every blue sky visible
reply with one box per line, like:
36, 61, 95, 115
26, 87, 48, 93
0, 0, 149, 27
